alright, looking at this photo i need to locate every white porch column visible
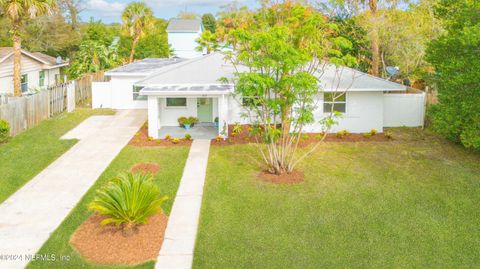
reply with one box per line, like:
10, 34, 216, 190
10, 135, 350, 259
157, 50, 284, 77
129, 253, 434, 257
217, 94, 229, 136
148, 96, 159, 139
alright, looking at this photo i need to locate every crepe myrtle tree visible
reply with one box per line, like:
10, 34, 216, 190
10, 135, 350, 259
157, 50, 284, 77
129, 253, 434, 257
223, 2, 356, 175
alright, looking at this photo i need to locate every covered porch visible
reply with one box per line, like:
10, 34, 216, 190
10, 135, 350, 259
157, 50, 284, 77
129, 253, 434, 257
158, 124, 218, 140
140, 84, 231, 140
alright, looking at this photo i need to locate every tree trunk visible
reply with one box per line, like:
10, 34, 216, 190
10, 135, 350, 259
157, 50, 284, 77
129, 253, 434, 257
369, 0, 380, 77
12, 24, 22, 97
129, 35, 140, 63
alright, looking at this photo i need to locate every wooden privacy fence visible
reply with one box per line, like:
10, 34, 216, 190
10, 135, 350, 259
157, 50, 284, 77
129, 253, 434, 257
75, 71, 106, 105
0, 82, 75, 136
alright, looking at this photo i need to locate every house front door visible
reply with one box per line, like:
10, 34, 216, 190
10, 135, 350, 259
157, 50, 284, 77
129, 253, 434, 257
197, 98, 213, 122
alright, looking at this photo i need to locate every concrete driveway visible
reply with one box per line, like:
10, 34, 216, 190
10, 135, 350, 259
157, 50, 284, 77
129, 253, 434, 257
0, 109, 146, 269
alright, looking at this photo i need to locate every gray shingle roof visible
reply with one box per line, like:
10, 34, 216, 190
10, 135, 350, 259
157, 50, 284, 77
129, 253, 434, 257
106, 58, 185, 75
0, 47, 68, 66
166, 19, 202, 32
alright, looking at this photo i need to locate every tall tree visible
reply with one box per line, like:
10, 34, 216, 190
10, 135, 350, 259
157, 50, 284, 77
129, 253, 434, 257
426, 0, 480, 150
177, 11, 199, 19
60, 0, 83, 30
0, 0, 57, 96
201, 13, 216, 33
226, 2, 356, 175
121, 2, 154, 63
328, 0, 402, 76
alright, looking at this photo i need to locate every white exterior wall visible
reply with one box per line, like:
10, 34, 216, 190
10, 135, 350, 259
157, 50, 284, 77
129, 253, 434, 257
157, 97, 219, 126
148, 96, 160, 138
383, 92, 426, 127
168, 32, 204, 59
103, 76, 147, 109
227, 91, 385, 133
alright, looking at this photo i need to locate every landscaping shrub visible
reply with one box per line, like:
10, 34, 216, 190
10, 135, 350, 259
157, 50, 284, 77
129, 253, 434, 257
172, 138, 180, 144
336, 130, 349, 138
178, 116, 187, 127
88, 172, 168, 234
184, 134, 192, 140
232, 122, 242, 137
0, 119, 10, 143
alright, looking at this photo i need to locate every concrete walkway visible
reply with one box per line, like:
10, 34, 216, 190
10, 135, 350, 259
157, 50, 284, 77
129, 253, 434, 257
155, 139, 211, 269
0, 110, 146, 269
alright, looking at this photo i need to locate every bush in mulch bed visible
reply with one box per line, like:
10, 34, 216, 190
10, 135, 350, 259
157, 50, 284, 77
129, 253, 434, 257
70, 213, 167, 266
71, 173, 169, 265
129, 123, 192, 147
211, 124, 393, 146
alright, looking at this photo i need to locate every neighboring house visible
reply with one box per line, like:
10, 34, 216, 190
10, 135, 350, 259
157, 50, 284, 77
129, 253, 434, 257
0, 47, 69, 95
93, 53, 426, 139
167, 19, 204, 59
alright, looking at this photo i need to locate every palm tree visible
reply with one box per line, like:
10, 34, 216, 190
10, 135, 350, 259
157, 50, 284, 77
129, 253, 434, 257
121, 2, 154, 63
0, 0, 57, 96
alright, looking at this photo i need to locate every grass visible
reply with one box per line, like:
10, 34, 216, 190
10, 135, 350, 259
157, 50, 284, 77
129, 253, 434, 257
0, 108, 114, 204
193, 128, 480, 268
28, 146, 189, 269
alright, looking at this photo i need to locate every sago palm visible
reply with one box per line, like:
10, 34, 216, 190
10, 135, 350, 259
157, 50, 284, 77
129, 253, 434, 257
0, 0, 57, 96
88, 172, 168, 234
121, 2, 154, 63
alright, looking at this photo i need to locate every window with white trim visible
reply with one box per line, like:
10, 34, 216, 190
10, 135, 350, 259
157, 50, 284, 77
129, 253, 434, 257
21, 74, 28, 92
133, 86, 146, 100
323, 92, 346, 113
166, 98, 187, 107
39, 71, 45, 87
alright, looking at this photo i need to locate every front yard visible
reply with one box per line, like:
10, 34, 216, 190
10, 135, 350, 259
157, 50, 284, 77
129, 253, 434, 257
28, 146, 189, 269
194, 129, 480, 268
0, 108, 114, 204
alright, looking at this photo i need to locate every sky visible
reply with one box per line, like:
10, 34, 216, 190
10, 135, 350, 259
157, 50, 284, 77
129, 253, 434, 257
80, 0, 259, 24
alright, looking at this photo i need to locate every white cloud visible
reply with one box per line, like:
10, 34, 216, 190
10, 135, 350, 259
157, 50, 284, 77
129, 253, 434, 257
85, 0, 126, 17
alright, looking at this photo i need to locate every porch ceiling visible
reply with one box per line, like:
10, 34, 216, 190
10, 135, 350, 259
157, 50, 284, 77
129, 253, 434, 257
140, 84, 233, 96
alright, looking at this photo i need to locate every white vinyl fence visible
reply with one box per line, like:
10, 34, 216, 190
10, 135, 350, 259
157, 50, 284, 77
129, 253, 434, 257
383, 92, 426, 128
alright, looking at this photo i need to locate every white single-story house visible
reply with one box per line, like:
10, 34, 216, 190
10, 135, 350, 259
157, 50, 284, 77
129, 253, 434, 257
0, 47, 69, 95
93, 52, 426, 139
167, 19, 205, 59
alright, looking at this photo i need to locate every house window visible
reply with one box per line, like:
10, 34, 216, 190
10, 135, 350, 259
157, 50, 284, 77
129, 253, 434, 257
21, 74, 28, 92
39, 71, 45, 87
166, 98, 187, 107
242, 97, 261, 107
323, 92, 346, 113
133, 86, 146, 100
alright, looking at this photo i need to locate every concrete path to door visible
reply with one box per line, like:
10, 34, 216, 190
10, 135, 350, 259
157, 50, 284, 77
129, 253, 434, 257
155, 139, 211, 269
0, 110, 146, 269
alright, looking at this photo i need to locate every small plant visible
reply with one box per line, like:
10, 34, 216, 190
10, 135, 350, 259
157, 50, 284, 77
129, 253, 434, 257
384, 131, 393, 139
0, 119, 10, 143
148, 136, 153, 141
184, 133, 192, 140
171, 138, 180, 144
177, 116, 187, 127
214, 117, 219, 127
315, 133, 325, 140
188, 116, 199, 126
135, 139, 140, 143
165, 134, 172, 140
336, 130, 349, 138
232, 122, 242, 136
88, 172, 168, 235
370, 129, 378, 136
363, 133, 372, 138
156, 139, 162, 143
301, 133, 309, 141
135, 132, 140, 137
215, 135, 222, 142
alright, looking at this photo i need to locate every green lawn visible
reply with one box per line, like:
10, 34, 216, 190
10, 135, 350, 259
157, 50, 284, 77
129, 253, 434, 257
194, 129, 480, 268
0, 108, 114, 204
28, 146, 189, 269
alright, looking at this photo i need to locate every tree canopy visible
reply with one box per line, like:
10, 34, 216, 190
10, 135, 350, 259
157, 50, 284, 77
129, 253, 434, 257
426, 0, 480, 150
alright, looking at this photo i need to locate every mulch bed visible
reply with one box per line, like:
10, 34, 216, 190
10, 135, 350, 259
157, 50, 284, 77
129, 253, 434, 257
131, 163, 160, 175
211, 124, 392, 146
258, 169, 305, 184
129, 123, 192, 147
70, 213, 168, 266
